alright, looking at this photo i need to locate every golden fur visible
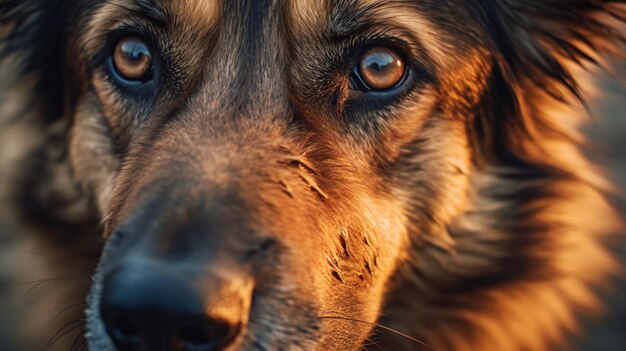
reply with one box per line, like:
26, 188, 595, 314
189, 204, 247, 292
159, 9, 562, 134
0, 1, 624, 350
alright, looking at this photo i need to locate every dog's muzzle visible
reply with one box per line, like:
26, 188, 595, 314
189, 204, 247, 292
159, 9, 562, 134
100, 258, 251, 351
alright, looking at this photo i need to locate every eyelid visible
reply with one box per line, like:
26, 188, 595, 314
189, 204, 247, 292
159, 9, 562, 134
345, 31, 415, 60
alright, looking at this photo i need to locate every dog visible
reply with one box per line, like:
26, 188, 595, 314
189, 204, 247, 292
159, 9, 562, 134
0, 1, 625, 350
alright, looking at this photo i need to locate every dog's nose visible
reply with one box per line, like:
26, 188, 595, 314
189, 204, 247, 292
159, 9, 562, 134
100, 261, 249, 351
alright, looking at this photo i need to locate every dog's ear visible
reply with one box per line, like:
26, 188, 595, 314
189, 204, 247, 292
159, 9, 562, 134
474, 0, 625, 161
0, 0, 69, 123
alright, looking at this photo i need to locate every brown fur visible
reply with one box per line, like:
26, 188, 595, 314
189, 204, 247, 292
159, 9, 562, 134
0, 1, 624, 350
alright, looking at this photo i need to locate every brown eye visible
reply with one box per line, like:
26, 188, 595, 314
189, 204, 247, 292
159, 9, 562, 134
357, 47, 406, 91
112, 37, 153, 81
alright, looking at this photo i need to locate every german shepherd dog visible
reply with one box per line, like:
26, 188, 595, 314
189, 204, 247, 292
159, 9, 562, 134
0, 1, 625, 350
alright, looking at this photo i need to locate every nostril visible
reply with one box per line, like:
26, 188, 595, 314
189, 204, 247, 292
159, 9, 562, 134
175, 321, 236, 351
107, 317, 142, 350
100, 262, 249, 351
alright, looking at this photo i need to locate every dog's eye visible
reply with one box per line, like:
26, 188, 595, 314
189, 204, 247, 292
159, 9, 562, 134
112, 37, 153, 82
354, 47, 406, 91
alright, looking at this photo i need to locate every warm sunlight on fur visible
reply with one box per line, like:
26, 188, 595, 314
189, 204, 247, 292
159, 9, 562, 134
0, 1, 625, 350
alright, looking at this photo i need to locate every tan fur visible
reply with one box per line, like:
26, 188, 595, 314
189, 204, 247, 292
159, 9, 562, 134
0, 1, 623, 350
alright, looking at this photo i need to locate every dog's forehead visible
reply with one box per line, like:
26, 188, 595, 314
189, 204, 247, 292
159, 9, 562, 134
83, 0, 479, 46
80, 0, 487, 95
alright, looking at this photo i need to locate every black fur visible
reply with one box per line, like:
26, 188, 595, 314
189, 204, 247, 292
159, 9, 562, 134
1, 1, 624, 350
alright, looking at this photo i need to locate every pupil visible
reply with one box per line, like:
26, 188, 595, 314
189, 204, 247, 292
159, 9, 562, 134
122, 41, 148, 62
365, 52, 393, 73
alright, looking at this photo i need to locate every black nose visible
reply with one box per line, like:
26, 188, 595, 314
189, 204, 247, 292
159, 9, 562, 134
100, 261, 247, 351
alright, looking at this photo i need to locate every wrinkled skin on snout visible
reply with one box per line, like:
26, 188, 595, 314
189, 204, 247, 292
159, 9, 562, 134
2, 0, 622, 350
86, 100, 409, 350
82, 1, 423, 350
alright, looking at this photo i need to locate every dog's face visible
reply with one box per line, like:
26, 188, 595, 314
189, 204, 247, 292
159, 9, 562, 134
2, 0, 623, 350
70, 1, 487, 349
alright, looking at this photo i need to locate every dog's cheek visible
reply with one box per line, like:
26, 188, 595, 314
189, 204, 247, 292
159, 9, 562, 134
69, 93, 120, 215
392, 117, 472, 246
327, 197, 410, 310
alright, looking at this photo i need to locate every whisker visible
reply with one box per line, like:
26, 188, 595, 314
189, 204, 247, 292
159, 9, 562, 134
318, 315, 435, 350
42, 320, 84, 351
49, 294, 89, 310
361, 336, 385, 351
48, 302, 86, 325
70, 330, 86, 351
19, 277, 90, 301
17, 277, 90, 287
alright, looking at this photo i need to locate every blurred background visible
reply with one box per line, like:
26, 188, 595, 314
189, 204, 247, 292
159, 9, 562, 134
573, 70, 626, 351
0, 71, 624, 351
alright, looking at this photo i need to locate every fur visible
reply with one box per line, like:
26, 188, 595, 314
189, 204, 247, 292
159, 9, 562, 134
0, 1, 624, 350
